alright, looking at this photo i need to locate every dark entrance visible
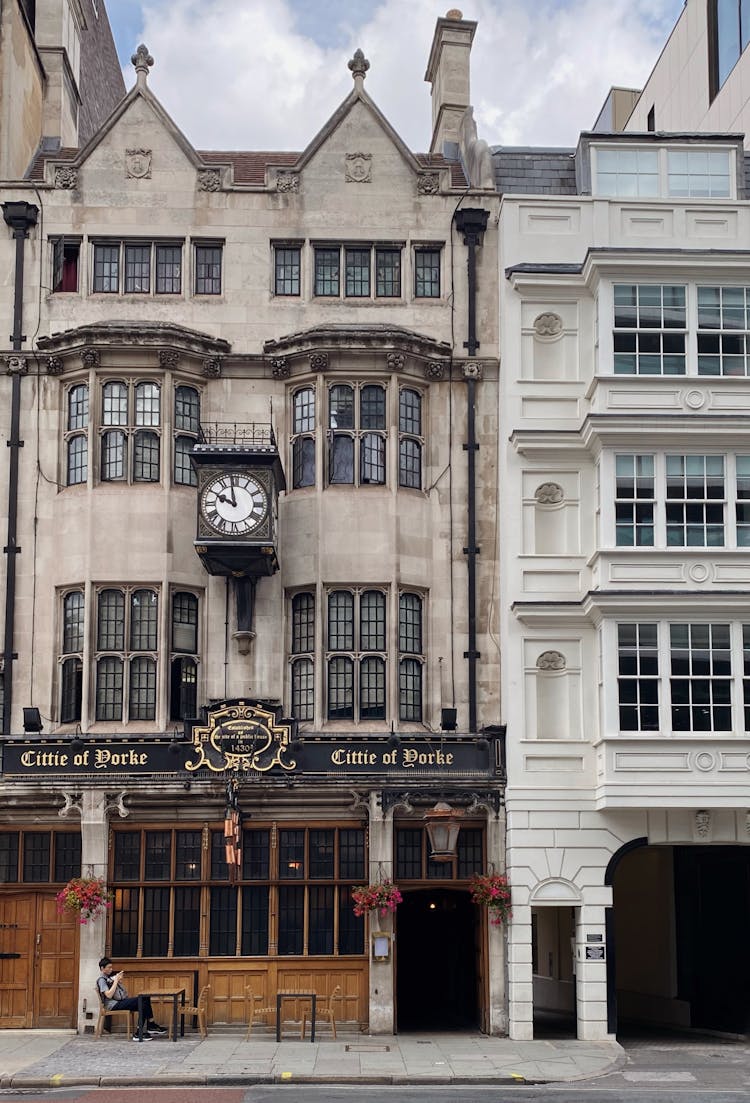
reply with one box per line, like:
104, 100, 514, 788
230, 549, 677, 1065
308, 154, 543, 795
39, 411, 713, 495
674, 846, 750, 1034
610, 843, 750, 1036
396, 887, 479, 1031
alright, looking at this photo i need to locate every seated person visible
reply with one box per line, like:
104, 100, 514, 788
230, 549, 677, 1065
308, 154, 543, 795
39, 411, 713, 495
97, 956, 167, 1040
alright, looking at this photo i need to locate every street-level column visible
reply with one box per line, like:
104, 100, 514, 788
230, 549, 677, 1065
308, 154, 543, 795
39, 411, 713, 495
507, 901, 533, 1039
367, 791, 394, 1034
575, 900, 613, 1040
67, 789, 128, 1034
486, 807, 508, 1035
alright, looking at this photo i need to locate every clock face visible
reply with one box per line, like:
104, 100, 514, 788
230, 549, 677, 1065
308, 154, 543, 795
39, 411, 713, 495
201, 473, 268, 536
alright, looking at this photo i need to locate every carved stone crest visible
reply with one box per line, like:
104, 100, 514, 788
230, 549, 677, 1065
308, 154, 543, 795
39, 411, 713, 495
46, 356, 64, 375
81, 348, 100, 369
198, 169, 221, 192
345, 152, 372, 183
271, 358, 289, 378
5, 356, 27, 375
159, 349, 180, 368
54, 167, 78, 190
695, 810, 711, 838
277, 172, 300, 193
417, 173, 440, 195
202, 357, 222, 378
536, 650, 566, 671
425, 361, 445, 380
535, 482, 564, 504
309, 352, 329, 372
387, 353, 405, 371
533, 312, 563, 337
126, 149, 152, 179
462, 362, 483, 380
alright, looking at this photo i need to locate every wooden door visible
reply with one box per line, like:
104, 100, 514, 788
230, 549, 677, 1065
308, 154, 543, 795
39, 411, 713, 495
0, 893, 78, 1028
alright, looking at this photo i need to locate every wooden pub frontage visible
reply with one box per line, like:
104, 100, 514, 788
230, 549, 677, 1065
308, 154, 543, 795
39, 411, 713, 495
0, 704, 507, 1036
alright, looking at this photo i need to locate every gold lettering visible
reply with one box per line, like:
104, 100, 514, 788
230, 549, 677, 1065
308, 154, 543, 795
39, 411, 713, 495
20, 749, 69, 768
402, 748, 454, 768
94, 749, 148, 769
330, 748, 377, 766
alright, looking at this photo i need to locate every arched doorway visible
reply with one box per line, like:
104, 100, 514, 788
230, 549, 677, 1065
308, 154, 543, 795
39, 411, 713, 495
395, 888, 479, 1031
607, 842, 750, 1036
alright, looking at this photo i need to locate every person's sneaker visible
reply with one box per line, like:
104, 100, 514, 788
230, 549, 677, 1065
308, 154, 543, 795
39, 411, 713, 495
148, 1022, 168, 1035
132, 1031, 152, 1041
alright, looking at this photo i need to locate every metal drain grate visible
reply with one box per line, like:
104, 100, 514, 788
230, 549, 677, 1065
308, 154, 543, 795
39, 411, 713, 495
345, 1044, 391, 1052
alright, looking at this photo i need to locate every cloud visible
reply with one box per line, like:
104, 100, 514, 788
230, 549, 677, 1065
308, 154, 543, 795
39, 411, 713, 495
114, 0, 683, 153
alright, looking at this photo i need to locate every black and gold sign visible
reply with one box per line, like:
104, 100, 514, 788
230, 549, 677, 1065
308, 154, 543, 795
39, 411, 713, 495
185, 701, 297, 774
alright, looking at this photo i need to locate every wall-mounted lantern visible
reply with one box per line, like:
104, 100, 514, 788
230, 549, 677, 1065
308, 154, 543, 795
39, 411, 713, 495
424, 800, 464, 862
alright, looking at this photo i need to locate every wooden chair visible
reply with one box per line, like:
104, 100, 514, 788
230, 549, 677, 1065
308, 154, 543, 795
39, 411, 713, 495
94, 985, 136, 1038
169, 983, 210, 1039
244, 984, 276, 1039
302, 985, 343, 1040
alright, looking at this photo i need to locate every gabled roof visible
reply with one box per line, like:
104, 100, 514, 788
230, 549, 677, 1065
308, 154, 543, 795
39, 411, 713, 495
25, 45, 468, 190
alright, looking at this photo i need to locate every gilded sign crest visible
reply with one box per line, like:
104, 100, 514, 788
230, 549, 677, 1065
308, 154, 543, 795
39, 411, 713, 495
185, 700, 297, 774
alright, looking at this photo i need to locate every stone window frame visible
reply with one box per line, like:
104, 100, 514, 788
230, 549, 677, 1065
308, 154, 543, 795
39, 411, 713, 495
287, 586, 425, 727
89, 238, 185, 296
63, 376, 201, 489
57, 585, 202, 728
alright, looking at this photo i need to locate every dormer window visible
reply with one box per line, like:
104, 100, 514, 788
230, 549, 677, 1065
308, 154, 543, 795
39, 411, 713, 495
593, 145, 733, 199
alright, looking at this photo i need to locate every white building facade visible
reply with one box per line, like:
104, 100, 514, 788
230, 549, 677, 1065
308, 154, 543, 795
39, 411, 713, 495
497, 130, 750, 1040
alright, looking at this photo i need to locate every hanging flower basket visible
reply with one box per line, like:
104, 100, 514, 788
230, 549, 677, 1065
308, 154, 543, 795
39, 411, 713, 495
352, 880, 403, 918
55, 876, 113, 925
469, 872, 512, 927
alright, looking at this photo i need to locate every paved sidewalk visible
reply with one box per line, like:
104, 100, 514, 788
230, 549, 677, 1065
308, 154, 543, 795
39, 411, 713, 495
0, 1027, 624, 1088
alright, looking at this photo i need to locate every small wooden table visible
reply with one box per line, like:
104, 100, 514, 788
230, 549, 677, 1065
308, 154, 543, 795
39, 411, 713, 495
276, 989, 316, 1043
136, 988, 185, 1042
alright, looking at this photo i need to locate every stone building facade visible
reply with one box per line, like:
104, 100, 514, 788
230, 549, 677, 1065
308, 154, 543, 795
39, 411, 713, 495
0, 11, 505, 1036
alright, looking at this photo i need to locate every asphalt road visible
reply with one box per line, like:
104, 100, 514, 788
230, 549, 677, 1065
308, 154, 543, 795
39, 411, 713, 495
0, 1088, 749, 1101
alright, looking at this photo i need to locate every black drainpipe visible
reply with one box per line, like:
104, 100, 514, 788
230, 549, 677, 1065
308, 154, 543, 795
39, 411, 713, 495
454, 207, 489, 734
2, 201, 38, 735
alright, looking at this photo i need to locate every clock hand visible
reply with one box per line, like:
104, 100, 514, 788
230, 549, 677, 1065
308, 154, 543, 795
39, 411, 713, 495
227, 479, 237, 507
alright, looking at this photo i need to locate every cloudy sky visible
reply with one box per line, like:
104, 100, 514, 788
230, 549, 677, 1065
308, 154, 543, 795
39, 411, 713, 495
102, 0, 685, 153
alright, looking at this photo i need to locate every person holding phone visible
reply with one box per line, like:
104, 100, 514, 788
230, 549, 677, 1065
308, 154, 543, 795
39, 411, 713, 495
97, 956, 167, 1040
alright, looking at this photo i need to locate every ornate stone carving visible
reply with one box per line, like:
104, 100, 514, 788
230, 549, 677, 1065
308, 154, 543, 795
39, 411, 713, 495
417, 173, 440, 195
745, 811, 750, 836
695, 809, 711, 838
424, 361, 445, 380
58, 792, 82, 819
126, 149, 152, 179
271, 358, 290, 378
46, 356, 64, 375
277, 172, 300, 192
54, 166, 78, 190
105, 791, 129, 819
533, 312, 563, 337
81, 348, 100, 369
202, 357, 222, 378
535, 482, 564, 504
345, 152, 372, 183
348, 48, 370, 82
198, 169, 221, 192
159, 349, 180, 368
5, 356, 28, 375
387, 352, 405, 371
309, 352, 329, 372
462, 362, 483, 380
536, 650, 566, 671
